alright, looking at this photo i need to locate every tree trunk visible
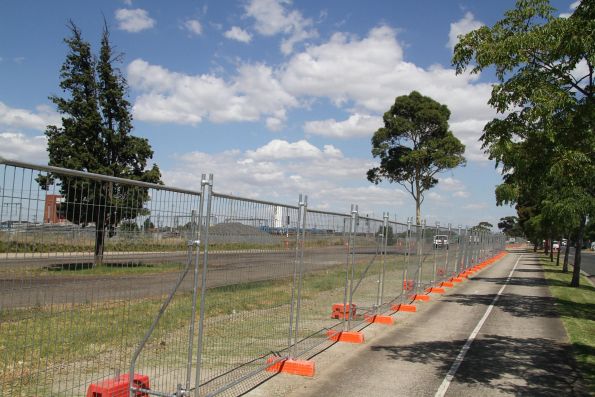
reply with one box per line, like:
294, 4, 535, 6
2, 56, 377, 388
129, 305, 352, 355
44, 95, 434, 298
556, 238, 561, 266
544, 239, 549, 255
570, 216, 585, 288
549, 236, 554, 262
94, 219, 105, 267
533, 242, 538, 252
563, 241, 570, 273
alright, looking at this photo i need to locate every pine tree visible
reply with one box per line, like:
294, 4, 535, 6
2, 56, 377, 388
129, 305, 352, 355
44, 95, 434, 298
43, 21, 161, 265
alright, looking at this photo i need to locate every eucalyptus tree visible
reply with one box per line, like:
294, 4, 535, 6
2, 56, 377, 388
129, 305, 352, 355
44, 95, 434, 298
367, 91, 466, 225
453, 0, 594, 286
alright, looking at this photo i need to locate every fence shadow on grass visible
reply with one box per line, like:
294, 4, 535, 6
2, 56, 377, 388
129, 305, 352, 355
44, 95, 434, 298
371, 335, 590, 396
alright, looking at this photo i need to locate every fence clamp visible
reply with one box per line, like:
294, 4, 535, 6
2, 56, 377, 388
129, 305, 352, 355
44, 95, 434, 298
187, 239, 201, 247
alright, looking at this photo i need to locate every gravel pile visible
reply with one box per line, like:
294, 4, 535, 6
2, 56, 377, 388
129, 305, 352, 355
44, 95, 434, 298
207, 222, 279, 245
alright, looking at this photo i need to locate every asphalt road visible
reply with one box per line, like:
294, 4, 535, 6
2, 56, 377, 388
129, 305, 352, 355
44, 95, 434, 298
249, 250, 588, 396
0, 244, 453, 309
564, 247, 595, 277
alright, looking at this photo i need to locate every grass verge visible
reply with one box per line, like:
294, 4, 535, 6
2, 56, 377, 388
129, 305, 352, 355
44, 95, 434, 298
541, 258, 595, 393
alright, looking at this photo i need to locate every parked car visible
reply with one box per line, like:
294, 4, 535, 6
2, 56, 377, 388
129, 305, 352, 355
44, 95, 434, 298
434, 234, 449, 249
552, 241, 560, 251
591, 242, 595, 251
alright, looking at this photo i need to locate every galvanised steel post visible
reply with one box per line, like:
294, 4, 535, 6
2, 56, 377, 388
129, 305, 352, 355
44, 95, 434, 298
291, 195, 308, 358
342, 204, 356, 331
185, 209, 200, 393
461, 226, 469, 272
347, 205, 358, 330
444, 223, 451, 281
455, 225, 462, 276
416, 220, 425, 295
194, 174, 214, 397
287, 194, 304, 350
432, 222, 439, 285
377, 212, 389, 308
402, 218, 412, 304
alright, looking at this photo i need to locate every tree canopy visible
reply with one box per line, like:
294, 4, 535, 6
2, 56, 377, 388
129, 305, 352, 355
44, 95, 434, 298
43, 21, 161, 263
453, 0, 594, 287
367, 91, 466, 224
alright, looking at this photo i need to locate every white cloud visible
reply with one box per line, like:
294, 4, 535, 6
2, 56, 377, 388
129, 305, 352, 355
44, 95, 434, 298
0, 132, 47, 163
127, 59, 297, 129
162, 139, 401, 212
224, 26, 252, 43
183, 19, 202, 36
560, 0, 581, 18
245, 139, 342, 160
128, 24, 497, 161
439, 177, 465, 192
463, 202, 488, 210
304, 114, 382, 138
0, 102, 60, 131
280, 25, 495, 159
447, 12, 483, 51
115, 8, 155, 33
245, 0, 317, 54
452, 190, 469, 198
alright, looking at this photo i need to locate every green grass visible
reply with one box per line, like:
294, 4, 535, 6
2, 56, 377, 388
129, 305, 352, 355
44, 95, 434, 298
541, 258, 595, 393
0, 254, 410, 396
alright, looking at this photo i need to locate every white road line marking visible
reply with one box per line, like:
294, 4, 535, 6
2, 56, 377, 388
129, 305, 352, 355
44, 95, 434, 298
434, 255, 521, 397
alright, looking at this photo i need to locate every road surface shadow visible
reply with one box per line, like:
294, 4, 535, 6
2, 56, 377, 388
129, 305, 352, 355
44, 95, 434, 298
441, 293, 563, 319
371, 335, 590, 396
472, 276, 551, 287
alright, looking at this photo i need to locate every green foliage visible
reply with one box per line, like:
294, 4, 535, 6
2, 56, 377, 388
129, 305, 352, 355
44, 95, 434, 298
367, 91, 466, 224
498, 216, 524, 237
471, 221, 493, 231
43, 21, 162, 261
453, 0, 594, 286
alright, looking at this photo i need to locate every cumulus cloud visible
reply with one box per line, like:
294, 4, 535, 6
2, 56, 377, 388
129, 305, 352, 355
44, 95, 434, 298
183, 19, 202, 36
560, 0, 581, 18
128, 24, 496, 161
162, 139, 403, 213
0, 132, 47, 163
224, 26, 252, 43
447, 12, 483, 51
0, 101, 60, 130
245, 139, 342, 160
115, 8, 155, 32
245, 0, 317, 54
127, 59, 297, 129
304, 114, 382, 138
439, 177, 465, 192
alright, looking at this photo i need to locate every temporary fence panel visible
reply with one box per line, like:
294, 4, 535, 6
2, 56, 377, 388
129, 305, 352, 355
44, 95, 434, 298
0, 159, 202, 397
345, 210, 386, 329
380, 220, 410, 308
195, 192, 302, 396
290, 208, 351, 358
402, 221, 421, 301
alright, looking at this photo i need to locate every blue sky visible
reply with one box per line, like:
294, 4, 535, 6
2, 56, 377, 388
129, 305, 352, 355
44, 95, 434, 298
0, 0, 578, 227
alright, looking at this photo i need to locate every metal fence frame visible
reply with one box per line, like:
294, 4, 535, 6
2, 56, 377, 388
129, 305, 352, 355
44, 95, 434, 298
0, 157, 506, 397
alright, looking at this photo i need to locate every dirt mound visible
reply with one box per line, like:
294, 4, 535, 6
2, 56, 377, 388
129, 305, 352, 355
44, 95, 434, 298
208, 222, 279, 245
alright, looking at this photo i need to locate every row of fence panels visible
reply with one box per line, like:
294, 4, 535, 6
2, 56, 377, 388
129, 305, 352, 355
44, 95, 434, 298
0, 157, 505, 397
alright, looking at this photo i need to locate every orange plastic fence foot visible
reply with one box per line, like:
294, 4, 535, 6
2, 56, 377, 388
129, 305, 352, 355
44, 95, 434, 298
411, 294, 430, 302
391, 304, 417, 312
86, 373, 150, 397
365, 314, 394, 325
426, 287, 445, 294
326, 330, 365, 344
266, 358, 315, 377
450, 277, 464, 283
440, 281, 454, 288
